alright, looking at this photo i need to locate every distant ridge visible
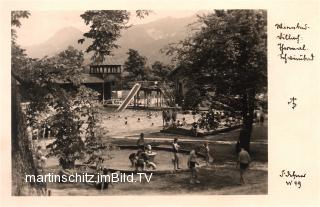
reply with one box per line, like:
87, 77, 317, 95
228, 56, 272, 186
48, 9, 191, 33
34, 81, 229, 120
22, 15, 198, 65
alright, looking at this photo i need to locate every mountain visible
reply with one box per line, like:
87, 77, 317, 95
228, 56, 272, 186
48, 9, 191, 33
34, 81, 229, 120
23, 27, 86, 58
22, 15, 198, 65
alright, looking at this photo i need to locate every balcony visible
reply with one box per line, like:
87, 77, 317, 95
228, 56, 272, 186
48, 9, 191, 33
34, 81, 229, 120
89, 65, 122, 74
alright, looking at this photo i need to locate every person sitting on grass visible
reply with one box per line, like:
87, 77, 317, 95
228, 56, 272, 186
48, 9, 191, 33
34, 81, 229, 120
131, 148, 156, 170
236, 148, 251, 185
144, 155, 156, 170
188, 147, 200, 184
145, 145, 157, 170
129, 152, 137, 167
135, 149, 146, 171
145, 144, 153, 155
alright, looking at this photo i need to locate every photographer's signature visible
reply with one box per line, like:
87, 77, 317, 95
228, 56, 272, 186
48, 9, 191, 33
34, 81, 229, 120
280, 170, 306, 189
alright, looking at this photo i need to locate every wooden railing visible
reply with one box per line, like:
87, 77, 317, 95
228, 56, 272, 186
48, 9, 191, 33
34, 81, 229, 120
89, 65, 122, 74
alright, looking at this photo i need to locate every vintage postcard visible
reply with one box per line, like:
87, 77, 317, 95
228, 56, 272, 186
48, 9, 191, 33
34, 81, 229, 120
0, 0, 319, 206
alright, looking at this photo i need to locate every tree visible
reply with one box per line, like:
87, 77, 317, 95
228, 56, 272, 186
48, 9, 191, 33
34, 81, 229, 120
46, 88, 85, 169
79, 10, 150, 63
19, 46, 103, 169
12, 43, 103, 169
11, 11, 31, 76
168, 10, 267, 152
11, 10, 43, 195
11, 11, 30, 43
124, 49, 148, 81
183, 88, 201, 111
151, 61, 172, 81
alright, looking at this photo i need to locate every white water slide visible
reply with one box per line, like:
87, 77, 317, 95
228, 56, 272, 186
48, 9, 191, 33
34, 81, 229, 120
116, 83, 141, 112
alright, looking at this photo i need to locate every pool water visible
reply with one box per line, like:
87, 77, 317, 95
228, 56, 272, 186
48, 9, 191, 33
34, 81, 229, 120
99, 108, 201, 137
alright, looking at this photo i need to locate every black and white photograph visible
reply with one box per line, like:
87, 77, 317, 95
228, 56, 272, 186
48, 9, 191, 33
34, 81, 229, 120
11, 9, 268, 196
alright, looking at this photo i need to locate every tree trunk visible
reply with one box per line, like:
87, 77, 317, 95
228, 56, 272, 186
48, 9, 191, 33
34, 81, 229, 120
239, 88, 255, 153
12, 75, 40, 195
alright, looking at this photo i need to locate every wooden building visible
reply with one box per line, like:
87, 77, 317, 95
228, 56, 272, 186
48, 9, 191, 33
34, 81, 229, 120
88, 62, 122, 102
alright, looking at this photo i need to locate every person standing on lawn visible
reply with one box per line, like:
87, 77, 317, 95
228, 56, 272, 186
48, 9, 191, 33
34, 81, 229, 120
137, 133, 145, 150
203, 142, 211, 166
172, 138, 181, 170
236, 148, 251, 185
188, 148, 200, 184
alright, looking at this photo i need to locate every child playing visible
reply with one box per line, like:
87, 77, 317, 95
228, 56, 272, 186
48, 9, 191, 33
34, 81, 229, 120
188, 148, 200, 184
129, 152, 137, 167
145, 145, 157, 170
135, 149, 146, 171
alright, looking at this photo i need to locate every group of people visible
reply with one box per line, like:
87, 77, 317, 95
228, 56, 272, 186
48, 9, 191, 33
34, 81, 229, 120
133, 133, 207, 184
129, 133, 157, 171
133, 133, 216, 184
137, 133, 251, 185
172, 138, 201, 184
179, 138, 252, 185
121, 111, 161, 126
174, 117, 188, 128
172, 138, 212, 184
162, 109, 178, 128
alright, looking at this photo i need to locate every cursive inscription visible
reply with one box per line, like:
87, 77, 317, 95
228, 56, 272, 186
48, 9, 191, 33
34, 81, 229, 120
275, 23, 315, 63
279, 170, 307, 189
275, 23, 309, 30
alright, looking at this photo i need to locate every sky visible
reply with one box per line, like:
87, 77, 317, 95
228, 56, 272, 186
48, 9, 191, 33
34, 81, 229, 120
16, 10, 200, 47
